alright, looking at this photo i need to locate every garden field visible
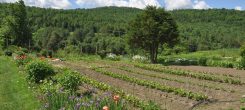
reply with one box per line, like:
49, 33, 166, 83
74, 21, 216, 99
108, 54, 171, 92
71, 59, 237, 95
1, 1, 245, 110
51, 59, 245, 110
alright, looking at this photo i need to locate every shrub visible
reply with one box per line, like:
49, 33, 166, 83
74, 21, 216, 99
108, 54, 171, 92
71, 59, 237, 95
240, 58, 245, 70
198, 57, 207, 66
26, 60, 55, 83
241, 45, 245, 57
56, 69, 81, 92
40, 49, 48, 57
40, 79, 60, 94
207, 60, 234, 68
21, 48, 29, 53
240, 45, 245, 69
47, 50, 53, 58
98, 50, 107, 59
6, 45, 19, 52
15, 54, 32, 66
4, 50, 12, 56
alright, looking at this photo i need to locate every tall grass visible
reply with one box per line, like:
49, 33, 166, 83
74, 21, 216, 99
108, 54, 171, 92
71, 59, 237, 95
162, 48, 240, 59
0, 56, 39, 110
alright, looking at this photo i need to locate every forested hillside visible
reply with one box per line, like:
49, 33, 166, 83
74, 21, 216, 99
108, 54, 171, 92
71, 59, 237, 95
0, 3, 245, 54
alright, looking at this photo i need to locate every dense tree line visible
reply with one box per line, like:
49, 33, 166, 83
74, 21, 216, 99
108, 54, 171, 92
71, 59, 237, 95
0, 2, 244, 55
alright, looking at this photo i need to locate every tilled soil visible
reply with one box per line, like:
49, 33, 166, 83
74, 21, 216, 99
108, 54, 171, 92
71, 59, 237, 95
55, 61, 196, 110
169, 66, 245, 79
52, 60, 245, 110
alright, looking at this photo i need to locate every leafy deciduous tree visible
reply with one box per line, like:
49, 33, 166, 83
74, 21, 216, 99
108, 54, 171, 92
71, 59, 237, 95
128, 6, 179, 63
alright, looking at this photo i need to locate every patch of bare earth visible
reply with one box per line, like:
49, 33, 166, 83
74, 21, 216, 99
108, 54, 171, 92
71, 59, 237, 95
53, 61, 245, 110
55, 61, 197, 110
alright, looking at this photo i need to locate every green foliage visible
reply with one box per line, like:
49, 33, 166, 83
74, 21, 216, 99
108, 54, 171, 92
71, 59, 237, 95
241, 98, 245, 103
134, 63, 242, 85
240, 44, 245, 69
79, 70, 160, 109
240, 58, 245, 70
206, 60, 235, 68
119, 66, 230, 92
160, 49, 240, 68
91, 66, 207, 101
0, 56, 40, 109
41, 91, 129, 110
4, 50, 12, 56
56, 69, 81, 92
241, 45, 245, 57
6, 45, 19, 52
26, 60, 55, 83
159, 57, 198, 66
106, 53, 121, 61
7, 0, 32, 47
132, 55, 149, 63
21, 47, 28, 53
15, 54, 32, 66
0, 4, 245, 53
241, 106, 245, 110
98, 50, 107, 59
40, 49, 47, 57
128, 6, 178, 63
39, 79, 60, 94
198, 57, 208, 66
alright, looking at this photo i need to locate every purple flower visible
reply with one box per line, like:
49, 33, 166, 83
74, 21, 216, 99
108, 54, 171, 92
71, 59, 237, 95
96, 102, 100, 107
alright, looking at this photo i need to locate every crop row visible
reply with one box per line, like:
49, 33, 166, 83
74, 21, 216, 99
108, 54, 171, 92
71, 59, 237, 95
134, 64, 242, 85
79, 73, 160, 109
90, 66, 208, 101
119, 66, 233, 92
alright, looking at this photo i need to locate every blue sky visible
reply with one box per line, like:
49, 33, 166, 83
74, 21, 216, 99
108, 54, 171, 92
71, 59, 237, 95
0, 0, 244, 10
204, 0, 245, 9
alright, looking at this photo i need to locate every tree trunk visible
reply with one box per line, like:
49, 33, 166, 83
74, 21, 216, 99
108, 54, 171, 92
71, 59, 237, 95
150, 43, 158, 64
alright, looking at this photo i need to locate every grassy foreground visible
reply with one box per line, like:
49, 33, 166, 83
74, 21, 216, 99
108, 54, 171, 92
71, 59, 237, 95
0, 56, 39, 110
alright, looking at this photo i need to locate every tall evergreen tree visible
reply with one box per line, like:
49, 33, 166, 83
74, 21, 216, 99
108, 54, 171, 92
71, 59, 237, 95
10, 0, 32, 47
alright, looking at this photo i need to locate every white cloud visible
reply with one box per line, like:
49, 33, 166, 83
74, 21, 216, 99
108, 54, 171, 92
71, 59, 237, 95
193, 0, 211, 9
0, 0, 72, 9
75, 0, 161, 9
164, 0, 193, 10
0, 0, 213, 10
164, 0, 211, 10
235, 6, 242, 10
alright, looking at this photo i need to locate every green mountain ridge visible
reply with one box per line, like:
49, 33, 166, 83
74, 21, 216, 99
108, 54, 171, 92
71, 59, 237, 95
0, 3, 245, 53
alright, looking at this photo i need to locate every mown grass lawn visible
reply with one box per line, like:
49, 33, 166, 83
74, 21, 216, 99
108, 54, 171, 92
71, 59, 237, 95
0, 56, 39, 110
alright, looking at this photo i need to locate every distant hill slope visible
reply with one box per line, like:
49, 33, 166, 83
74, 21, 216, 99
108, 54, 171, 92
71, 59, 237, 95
0, 3, 245, 51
